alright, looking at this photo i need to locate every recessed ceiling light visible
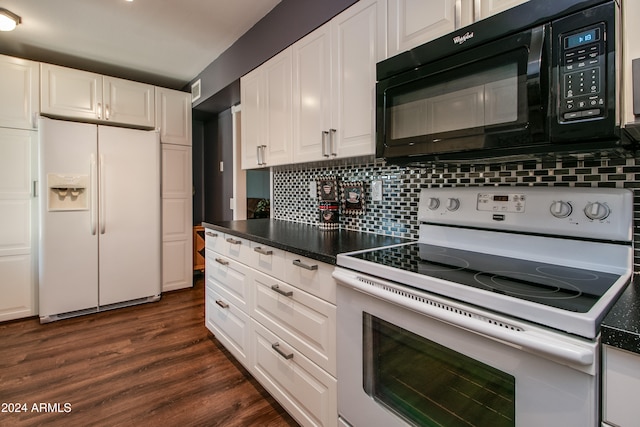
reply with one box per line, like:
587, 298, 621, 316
0, 8, 21, 31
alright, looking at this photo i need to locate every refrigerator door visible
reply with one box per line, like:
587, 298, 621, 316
97, 126, 161, 306
39, 118, 99, 317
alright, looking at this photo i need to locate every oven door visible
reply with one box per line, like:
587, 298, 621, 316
334, 268, 598, 427
376, 25, 548, 163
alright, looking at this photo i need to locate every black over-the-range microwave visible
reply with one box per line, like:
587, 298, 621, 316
376, 0, 638, 164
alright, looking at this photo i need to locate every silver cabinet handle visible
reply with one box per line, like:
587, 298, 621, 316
322, 131, 330, 157
455, 0, 461, 29
215, 300, 229, 309
226, 238, 242, 245
205, 231, 218, 237
254, 247, 273, 255
271, 285, 293, 297
292, 259, 318, 271
329, 128, 337, 156
105, 104, 110, 120
215, 258, 229, 266
97, 103, 102, 119
271, 342, 293, 360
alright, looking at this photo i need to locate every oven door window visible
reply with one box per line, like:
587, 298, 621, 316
382, 48, 534, 157
363, 313, 515, 427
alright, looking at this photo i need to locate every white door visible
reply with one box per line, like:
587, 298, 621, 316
331, 0, 386, 158
162, 143, 193, 291
0, 128, 37, 321
103, 76, 155, 128
40, 64, 103, 122
292, 24, 332, 163
156, 87, 192, 146
0, 55, 39, 130
39, 119, 99, 317
388, 0, 472, 57
478, 0, 529, 20
97, 126, 161, 306
263, 48, 293, 166
240, 68, 262, 169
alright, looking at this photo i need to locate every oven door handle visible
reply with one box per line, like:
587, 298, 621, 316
334, 269, 595, 366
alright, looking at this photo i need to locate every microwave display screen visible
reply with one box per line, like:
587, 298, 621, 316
564, 28, 600, 49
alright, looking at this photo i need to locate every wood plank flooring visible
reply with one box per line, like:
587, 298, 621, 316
0, 276, 299, 427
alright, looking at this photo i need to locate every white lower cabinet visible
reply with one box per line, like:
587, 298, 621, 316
602, 345, 640, 427
204, 228, 337, 427
252, 320, 338, 427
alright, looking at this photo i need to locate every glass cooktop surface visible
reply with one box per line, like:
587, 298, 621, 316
350, 243, 621, 313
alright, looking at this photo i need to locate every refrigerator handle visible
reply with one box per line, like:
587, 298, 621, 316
99, 154, 106, 235
90, 155, 97, 235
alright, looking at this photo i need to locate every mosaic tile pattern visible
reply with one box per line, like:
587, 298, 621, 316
272, 156, 640, 268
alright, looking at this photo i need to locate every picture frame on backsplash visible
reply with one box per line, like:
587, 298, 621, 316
341, 181, 365, 214
317, 176, 339, 202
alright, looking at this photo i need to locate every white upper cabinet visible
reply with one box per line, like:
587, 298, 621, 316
155, 87, 192, 146
292, 0, 386, 163
0, 55, 39, 130
388, 0, 528, 57
41, 63, 155, 128
241, 47, 293, 169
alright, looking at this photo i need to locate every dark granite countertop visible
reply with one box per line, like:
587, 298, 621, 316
202, 219, 413, 265
601, 275, 640, 354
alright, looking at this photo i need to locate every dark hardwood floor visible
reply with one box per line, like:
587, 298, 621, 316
0, 275, 299, 427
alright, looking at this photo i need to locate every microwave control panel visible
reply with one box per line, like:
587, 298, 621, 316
559, 23, 607, 122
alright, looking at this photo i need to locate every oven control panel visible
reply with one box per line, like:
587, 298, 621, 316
417, 187, 633, 241
476, 193, 526, 213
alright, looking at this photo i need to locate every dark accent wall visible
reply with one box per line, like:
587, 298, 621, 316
192, 120, 205, 225
203, 109, 234, 222
190, 0, 358, 113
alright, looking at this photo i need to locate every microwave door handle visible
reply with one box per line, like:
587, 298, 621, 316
526, 25, 546, 104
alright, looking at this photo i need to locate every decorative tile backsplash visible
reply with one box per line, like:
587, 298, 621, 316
273, 155, 640, 269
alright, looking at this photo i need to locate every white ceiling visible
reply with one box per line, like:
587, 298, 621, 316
0, 0, 281, 89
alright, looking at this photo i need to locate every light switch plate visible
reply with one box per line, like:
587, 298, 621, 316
371, 180, 383, 202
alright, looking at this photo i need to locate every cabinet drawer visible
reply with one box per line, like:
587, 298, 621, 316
251, 320, 337, 427
205, 285, 251, 368
285, 252, 336, 304
205, 250, 252, 312
204, 228, 224, 253
217, 234, 258, 265
251, 241, 286, 278
253, 270, 336, 376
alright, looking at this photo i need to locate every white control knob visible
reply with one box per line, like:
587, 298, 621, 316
446, 198, 460, 211
583, 202, 610, 220
549, 200, 572, 218
427, 197, 440, 210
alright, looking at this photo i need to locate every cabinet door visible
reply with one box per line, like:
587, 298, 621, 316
240, 68, 263, 169
103, 76, 155, 128
603, 345, 640, 427
478, 0, 528, 20
162, 144, 192, 291
292, 24, 332, 163
40, 63, 103, 121
0, 128, 37, 321
0, 55, 38, 130
388, 0, 472, 57
262, 48, 293, 166
331, 0, 386, 158
156, 87, 192, 145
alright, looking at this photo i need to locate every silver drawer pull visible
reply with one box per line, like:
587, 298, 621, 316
271, 342, 294, 360
205, 231, 218, 237
215, 300, 229, 309
254, 247, 273, 255
215, 258, 229, 266
271, 285, 293, 297
293, 259, 318, 271
226, 237, 242, 245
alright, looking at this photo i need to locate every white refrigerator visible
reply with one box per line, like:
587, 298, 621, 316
38, 117, 161, 322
